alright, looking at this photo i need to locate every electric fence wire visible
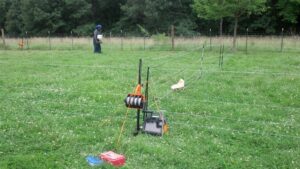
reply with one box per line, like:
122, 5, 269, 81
144, 46, 202, 69
4, 121, 299, 153
106, 116, 300, 139
168, 111, 300, 128
0, 61, 137, 70
153, 44, 205, 86
170, 121, 300, 140
0, 82, 300, 114
0, 61, 299, 77
1, 45, 299, 141
146, 46, 201, 61
142, 44, 300, 140
1, 115, 130, 146
163, 97, 300, 110
0, 85, 127, 97
5, 95, 298, 130
2, 97, 125, 111
1, 47, 297, 113
148, 68, 300, 77
147, 45, 205, 109
2, 107, 127, 120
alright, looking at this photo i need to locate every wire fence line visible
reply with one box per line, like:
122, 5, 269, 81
204, 69, 300, 76
147, 49, 203, 89
2, 97, 125, 110
168, 111, 300, 128
2, 90, 300, 141
0, 85, 127, 97
144, 48, 202, 70
5, 102, 298, 141
148, 60, 203, 109
150, 67, 300, 77
1, 33, 299, 53
5, 70, 297, 112
170, 122, 300, 140
145, 46, 201, 61
9, 108, 298, 141
0, 61, 137, 70
0, 61, 298, 77
0, 49, 299, 77
0, 54, 297, 113
162, 97, 300, 111
2, 98, 130, 119
1, 37, 299, 143
0, 72, 136, 87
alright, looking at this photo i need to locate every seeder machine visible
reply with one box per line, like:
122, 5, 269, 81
124, 59, 169, 136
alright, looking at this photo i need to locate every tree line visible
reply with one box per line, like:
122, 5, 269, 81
0, 0, 299, 37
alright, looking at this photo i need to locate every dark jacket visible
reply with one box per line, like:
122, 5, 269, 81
93, 29, 101, 44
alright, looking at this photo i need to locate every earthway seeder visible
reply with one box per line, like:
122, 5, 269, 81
124, 59, 169, 136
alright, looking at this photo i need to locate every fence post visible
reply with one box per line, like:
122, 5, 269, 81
219, 44, 224, 69
109, 32, 112, 50
144, 35, 146, 50
246, 28, 248, 54
121, 30, 123, 50
209, 28, 212, 51
221, 45, 224, 68
25, 31, 29, 50
48, 31, 51, 50
280, 27, 284, 52
171, 25, 175, 50
200, 43, 205, 77
71, 31, 73, 50
1, 28, 5, 49
219, 45, 222, 67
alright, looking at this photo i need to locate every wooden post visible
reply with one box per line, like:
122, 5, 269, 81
25, 31, 29, 50
110, 32, 112, 50
144, 35, 146, 50
219, 45, 222, 68
1, 28, 5, 48
48, 31, 51, 50
171, 25, 175, 50
121, 30, 123, 50
221, 45, 224, 68
200, 44, 205, 77
246, 28, 248, 54
209, 28, 212, 51
280, 27, 284, 52
71, 31, 73, 50
20, 37, 24, 50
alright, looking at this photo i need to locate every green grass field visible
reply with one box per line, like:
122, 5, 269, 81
0, 42, 300, 168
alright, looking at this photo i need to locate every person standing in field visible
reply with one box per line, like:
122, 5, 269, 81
93, 24, 102, 53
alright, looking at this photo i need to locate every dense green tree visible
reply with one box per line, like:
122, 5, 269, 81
0, 0, 299, 37
21, 0, 65, 35
193, 0, 229, 36
246, 0, 278, 34
117, 0, 146, 34
230, 0, 266, 50
277, 0, 300, 24
89, 0, 125, 31
239, 0, 299, 34
0, 0, 9, 29
119, 0, 196, 36
62, 0, 91, 35
276, 0, 300, 33
194, 0, 266, 49
5, 0, 22, 36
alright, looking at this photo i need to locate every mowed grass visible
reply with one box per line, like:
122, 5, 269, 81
0, 44, 299, 169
